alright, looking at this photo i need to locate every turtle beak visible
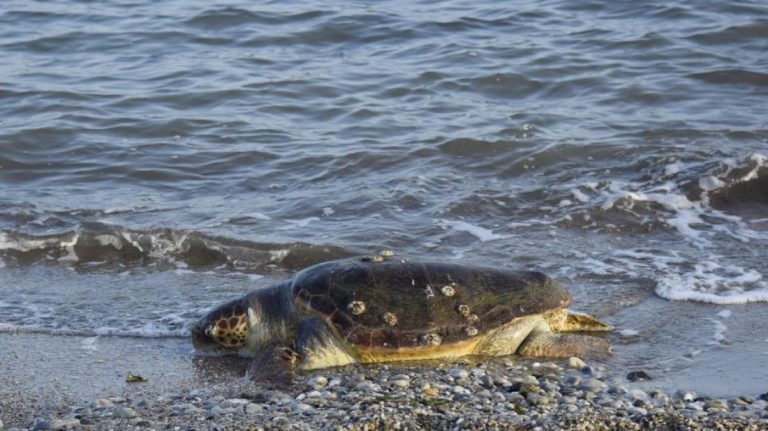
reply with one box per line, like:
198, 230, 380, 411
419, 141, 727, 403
191, 315, 220, 350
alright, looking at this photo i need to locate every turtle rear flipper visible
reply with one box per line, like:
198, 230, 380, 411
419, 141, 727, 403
517, 331, 611, 358
564, 311, 613, 332
247, 346, 299, 389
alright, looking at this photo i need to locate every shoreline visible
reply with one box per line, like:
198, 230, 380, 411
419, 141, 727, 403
1, 334, 767, 430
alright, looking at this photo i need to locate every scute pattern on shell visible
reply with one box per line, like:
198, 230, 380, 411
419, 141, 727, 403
291, 257, 570, 351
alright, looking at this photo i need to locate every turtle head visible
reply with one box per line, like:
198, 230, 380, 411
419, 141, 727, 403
192, 299, 250, 351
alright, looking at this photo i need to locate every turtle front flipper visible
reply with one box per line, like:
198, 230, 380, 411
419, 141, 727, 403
294, 318, 358, 370
517, 331, 611, 358
247, 346, 300, 389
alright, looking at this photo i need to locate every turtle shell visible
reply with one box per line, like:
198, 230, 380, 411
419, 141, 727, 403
291, 257, 570, 351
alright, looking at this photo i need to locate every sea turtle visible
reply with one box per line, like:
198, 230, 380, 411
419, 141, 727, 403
192, 255, 611, 385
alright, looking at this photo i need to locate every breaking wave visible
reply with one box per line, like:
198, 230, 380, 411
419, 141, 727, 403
0, 225, 352, 272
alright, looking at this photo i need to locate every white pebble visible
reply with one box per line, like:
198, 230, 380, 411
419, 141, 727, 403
567, 357, 587, 369
449, 368, 469, 379
391, 379, 410, 389
307, 376, 328, 390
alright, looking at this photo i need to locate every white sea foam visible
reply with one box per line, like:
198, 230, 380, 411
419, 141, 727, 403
438, 219, 508, 242
82, 336, 99, 352
717, 309, 732, 319
708, 317, 728, 345
281, 216, 320, 229
246, 212, 272, 220
0, 323, 189, 338
655, 260, 768, 304
619, 329, 639, 337
571, 188, 590, 203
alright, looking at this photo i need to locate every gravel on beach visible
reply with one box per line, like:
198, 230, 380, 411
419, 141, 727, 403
5, 357, 768, 431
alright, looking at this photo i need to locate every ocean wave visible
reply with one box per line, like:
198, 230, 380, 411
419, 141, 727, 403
0, 226, 352, 271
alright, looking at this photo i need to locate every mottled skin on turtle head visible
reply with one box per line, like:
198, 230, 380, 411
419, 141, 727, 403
192, 299, 249, 349
193, 282, 295, 352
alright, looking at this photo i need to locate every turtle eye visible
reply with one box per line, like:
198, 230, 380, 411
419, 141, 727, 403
204, 326, 214, 337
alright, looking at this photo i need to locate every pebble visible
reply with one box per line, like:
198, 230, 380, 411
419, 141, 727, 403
626, 370, 652, 382
11, 362, 767, 431
221, 398, 249, 408
391, 379, 410, 388
245, 403, 263, 416
578, 378, 606, 393
111, 407, 138, 419
705, 400, 728, 410
93, 399, 114, 408
449, 368, 469, 379
567, 357, 587, 370
676, 390, 696, 402
354, 381, 380, 392
29, 419, 81, 431
422, 388, 438, 397
307, 376, 328, 390
627, 389, 648, 403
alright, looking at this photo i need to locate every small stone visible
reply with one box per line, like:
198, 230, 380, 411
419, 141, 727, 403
676, 390, 696, 402
449, 368, 469, 379
759, 392, 768, 401
354, 381, 380, 391
578, 377, 606, 393
305, 390, 322, 398
245, 403, 263, 416
112, 407, 138, 419
328, 377, 343, 388
518, 374, 538, 386
627, 389, 648, 403
626, 370, 652, 382
705, 400, 728, 410
307, 376, 328, 390
391, 379, 410, 389
34, 419, 81, 431
496, 376, 511, 387
423, 388, 438, 397
221, 398, 249, 408
94, 399, 114, 408
452, 385, 470, 398
567, 357, 587, 370
480, 375, 495, 387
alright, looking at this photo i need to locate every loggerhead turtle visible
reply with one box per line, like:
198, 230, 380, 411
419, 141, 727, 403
192, 255, 611, 384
